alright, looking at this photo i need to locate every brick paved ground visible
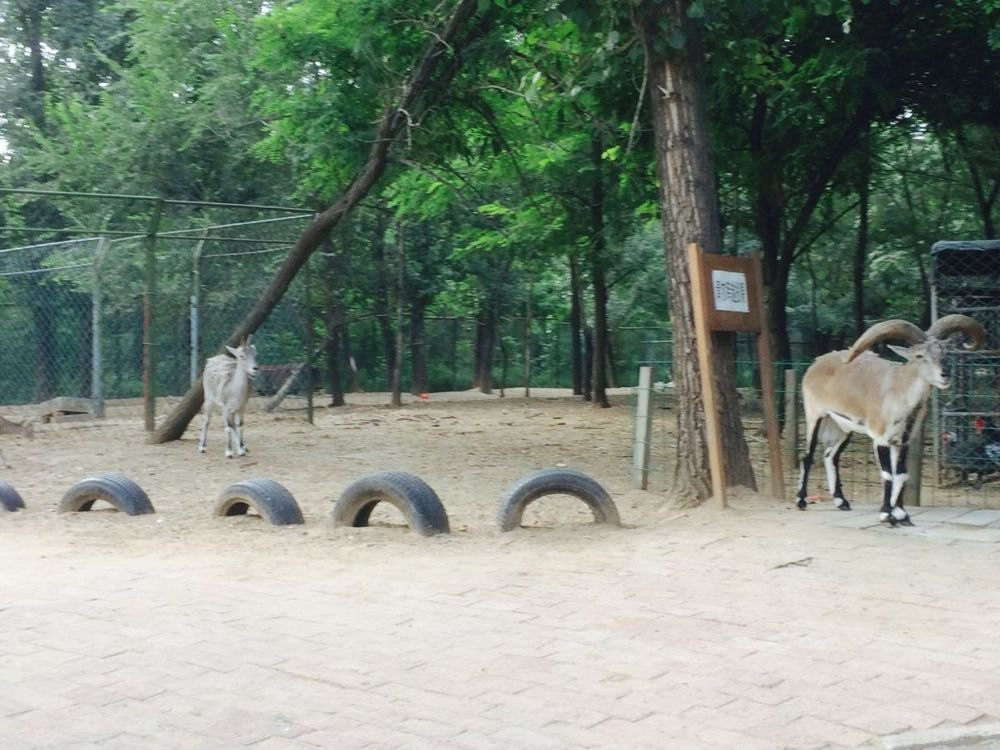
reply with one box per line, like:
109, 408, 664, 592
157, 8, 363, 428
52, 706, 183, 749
3, 502, 1000, 749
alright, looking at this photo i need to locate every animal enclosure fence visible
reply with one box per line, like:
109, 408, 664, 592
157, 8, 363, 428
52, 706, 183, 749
0, 189, 670, 424
635, 239, 1000, 510
930, 240, 1000, 493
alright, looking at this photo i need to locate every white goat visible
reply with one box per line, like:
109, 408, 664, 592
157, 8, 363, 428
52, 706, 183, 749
795, 314, 984, 525
198, 336, 258, 458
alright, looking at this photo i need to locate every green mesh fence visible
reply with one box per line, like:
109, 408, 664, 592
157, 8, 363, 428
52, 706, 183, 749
630, 330, 999, 508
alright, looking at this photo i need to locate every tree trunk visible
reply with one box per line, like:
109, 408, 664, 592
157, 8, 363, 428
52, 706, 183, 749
588, 134, 610, 408
390, 223, 405, 407
373, 215, 396, 388
344, 324, 363, 393
151, 0, 484, 443
522, 282, 532, 396
410, 299, 428, 395
322, 235, 346, 407
474, 299, 495, 394
636, 0, 755, 501
852, 145, 871, 337
605, 334, 618, 389
569, 253, 584, 395
956, 128, 999, 239
17, 1, 46, 130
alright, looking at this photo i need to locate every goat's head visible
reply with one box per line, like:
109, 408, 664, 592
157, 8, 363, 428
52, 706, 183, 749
844, 314, 985, 390
226, 335, 258, 381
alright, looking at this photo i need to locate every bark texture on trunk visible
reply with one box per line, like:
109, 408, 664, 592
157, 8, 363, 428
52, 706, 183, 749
636, 0, 755, 501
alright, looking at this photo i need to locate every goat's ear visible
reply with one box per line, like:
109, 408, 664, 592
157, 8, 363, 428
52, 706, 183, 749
886, 344, 914, 361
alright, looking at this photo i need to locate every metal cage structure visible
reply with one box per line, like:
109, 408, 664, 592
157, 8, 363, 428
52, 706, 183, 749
930, 240, 1000, 492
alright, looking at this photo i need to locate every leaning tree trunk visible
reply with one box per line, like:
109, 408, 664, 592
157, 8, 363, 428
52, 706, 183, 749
636, 0, 756, 501
150, 0, 485, 443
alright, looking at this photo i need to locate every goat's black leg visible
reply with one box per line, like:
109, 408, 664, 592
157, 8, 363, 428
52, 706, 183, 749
876, 444, 896, 525
888, 412, 924, 525
824, 433, 853, 510
796, 420, 822, 509
889, 444, 913, 526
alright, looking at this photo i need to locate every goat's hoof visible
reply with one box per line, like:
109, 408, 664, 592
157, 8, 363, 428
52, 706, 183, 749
835, 499, 851, 511
198, 446, 206, 454
899, 516, 913, 526
796, 498, 808, 510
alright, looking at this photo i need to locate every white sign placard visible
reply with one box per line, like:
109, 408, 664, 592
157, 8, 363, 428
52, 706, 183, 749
711, 270, 749, 313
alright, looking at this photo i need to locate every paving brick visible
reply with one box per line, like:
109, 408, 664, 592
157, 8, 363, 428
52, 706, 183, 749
5, 502, 1000, 750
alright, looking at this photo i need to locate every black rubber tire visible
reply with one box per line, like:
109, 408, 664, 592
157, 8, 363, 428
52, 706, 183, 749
214, 478, 304, 526
497, 468, 621, 532
0, 480, 25, 511
332, 471, 450, 536
58, 473, 155, 515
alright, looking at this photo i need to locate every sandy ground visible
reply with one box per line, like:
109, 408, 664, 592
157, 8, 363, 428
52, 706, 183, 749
0, 388, 720, 559
8, 390, 1000, 748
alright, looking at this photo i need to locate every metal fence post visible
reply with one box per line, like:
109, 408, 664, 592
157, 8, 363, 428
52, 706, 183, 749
91, 236, 110, 418
782, 368, 799, 478
143, 199, 164, 432
190, 229, 208, 385
304, 255, 315, 424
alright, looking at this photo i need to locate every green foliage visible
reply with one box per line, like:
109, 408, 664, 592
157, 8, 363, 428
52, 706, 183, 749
0, 0, 997, 394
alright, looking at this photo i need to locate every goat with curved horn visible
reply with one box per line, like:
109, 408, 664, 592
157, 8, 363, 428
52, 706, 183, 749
796, 315, 986, 526
844, 319, 925, 364
926, 313, 986, 350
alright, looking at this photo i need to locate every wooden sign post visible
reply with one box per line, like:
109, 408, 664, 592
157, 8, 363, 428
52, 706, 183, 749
687, 244, 784, 508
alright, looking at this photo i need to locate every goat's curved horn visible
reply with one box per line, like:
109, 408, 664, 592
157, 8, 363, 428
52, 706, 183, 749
926, 314, 985, 351
844, 319, 926, 363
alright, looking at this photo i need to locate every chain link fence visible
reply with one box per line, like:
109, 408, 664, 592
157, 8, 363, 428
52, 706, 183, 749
930, 240, 1000, 495
0, 236, 99, 406
0, 188, 672, 421
633, 240, 1000, 508
0, 189, 313, 424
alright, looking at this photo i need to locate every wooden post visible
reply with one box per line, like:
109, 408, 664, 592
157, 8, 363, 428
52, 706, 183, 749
686, 244, 784, 506
632, 365, 654, 490
688, 243, 727, 507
